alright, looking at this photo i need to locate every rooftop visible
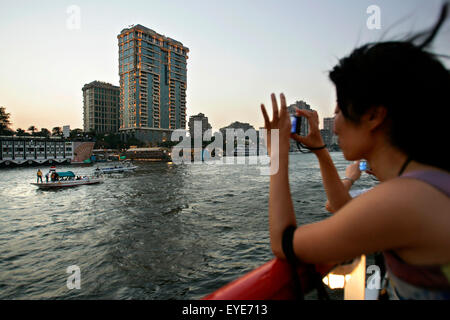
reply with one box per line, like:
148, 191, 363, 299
118, 24, 189, 50
82, 81, 119, 91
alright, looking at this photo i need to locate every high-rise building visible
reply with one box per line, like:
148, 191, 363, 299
82, 81, 120, 134
323, 117, 335, 147
323, 117, 335, 134
118, 24, 189, 144
188, 113, 212, 138
320, 129, 332, 147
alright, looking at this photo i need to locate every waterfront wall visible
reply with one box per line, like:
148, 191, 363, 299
0, 136, 94, 167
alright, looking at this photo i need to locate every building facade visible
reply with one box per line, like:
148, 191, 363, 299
0, 136, 94, 166
118, 24, 189, 144
323, 117, 336, 147
82, 81, 120, 134
323, 117, 335, 134
188, 113, 212, 139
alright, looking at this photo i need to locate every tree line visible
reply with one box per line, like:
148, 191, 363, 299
1, 106, 66, 137
0, 106, 146, 150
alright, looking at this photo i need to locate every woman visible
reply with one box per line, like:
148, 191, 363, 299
260, 5, 450, 299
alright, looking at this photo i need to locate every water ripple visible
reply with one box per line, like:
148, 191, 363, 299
0, 153, 376, 299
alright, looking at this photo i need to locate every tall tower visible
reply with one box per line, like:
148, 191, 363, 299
118, 25, 189, 144
323, 116, 338, 147
82, 81, 120, 134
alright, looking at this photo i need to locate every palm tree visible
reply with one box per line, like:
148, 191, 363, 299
0, 106, 12, 134
16, 128, 27, 136
52, 127, 62, 136
39, 128, 51, 137
28, 125, 37, 135
70, 128, 83, 139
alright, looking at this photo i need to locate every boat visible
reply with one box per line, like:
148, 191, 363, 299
95, 161, 138, 174
31, 170, 103, 189
122, 147, 171, 162
203, 187, 378, 300
233, 145, 258, 157
203, 255, 375, 300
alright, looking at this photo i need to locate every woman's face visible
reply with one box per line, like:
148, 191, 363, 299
333, 105, 371, 161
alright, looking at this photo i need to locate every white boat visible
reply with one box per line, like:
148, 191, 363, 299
95, 162, 138, 174
31, 170, 103, 189
233, 145, 258, 156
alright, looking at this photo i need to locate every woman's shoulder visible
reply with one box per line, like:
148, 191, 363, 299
336, 175, 447, 232
347, 172, 450, 239
370, 166, 449, 196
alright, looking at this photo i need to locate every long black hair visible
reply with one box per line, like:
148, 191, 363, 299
329, 3, 450, 171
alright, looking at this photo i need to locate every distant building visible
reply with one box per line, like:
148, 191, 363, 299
287, 100, 312, 152
82, 81, 120, 134
0, 135, 94, 166
323, 117, 336, 148
63, 125, 70, 138
320, 129, 331, 147
323, 117, 334, 133
118, 24, 189, 145
219, 121, 255, 139
188, 113, 212, 139
219, 122, 256, 153
287, 100, 311, 137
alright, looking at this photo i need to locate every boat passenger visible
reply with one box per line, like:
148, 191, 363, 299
36, 169, 43, 183
260, 4, 450, 300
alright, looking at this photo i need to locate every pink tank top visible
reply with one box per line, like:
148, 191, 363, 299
383, 170, 450, 297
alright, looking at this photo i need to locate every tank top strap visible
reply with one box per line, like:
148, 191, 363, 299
399, 170, 450, 197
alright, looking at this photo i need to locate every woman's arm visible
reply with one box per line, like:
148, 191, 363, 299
261, 95, 418, 264
325, 178, 353, 212
261, 93, 297, 258
323, 159, 362, 212
291, 109, 356, 214
291, 179, 422, 264
314, 148, 352, 212
268, 148, 296, 258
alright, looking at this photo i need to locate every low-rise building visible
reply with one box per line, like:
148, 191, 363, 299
0, 136, 94, 166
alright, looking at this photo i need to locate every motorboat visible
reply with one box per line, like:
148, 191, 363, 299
95, 162, 138, 174
31, 170, 103, 189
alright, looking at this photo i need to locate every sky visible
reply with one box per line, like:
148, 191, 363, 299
0, 0, 449, 132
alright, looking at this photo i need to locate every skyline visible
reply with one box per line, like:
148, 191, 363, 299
1, 0, 449, 133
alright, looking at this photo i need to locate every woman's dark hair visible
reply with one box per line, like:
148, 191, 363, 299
329, 3, 450, 171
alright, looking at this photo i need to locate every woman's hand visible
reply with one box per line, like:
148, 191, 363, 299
345, 161, 362, 183
260, 93, 291, 157
290, 109, 325, 151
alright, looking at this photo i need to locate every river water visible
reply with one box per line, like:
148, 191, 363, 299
0, 152, 377, 299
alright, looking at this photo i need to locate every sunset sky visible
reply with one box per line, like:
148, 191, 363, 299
0, 0, 448, 132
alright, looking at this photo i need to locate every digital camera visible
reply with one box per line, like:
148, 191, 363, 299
359, 160, 369, 171
290, 116, 302, 134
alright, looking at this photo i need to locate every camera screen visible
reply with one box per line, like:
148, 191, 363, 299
359, 161, 367, 171
290, 116, 297, 134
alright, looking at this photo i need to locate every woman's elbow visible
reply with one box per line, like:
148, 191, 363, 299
325, 200, 334, 213
270, 242, 286, 260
